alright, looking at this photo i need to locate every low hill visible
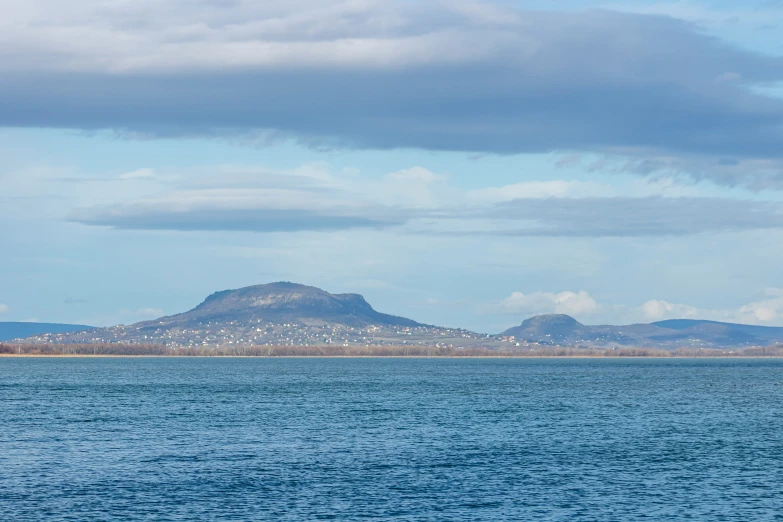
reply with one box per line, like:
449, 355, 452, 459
501, 315, 783, 348
12, 285, 783, 350
501, 314, 598, 344
166, 282, 422, 328
15, 283, 487, 348
0, 322, 94, 341
651, 319, 783, 343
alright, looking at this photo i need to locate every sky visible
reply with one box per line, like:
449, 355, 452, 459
2, 0, 783, 333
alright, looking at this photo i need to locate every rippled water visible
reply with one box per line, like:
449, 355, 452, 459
1, 358, 782, 521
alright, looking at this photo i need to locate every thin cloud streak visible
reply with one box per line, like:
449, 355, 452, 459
65, 165, 783, 237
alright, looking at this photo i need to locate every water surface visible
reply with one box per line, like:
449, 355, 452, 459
1, 358, 782, 520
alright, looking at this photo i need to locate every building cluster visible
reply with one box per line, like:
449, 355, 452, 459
18, 319, 512, 349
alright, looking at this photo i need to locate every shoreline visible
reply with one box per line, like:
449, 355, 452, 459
2, 354, 783, 359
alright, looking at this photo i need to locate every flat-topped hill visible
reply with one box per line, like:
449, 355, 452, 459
154, 282, 422, 328
11, 284, 783, 350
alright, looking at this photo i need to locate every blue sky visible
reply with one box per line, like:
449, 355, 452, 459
2, 0, 783, 332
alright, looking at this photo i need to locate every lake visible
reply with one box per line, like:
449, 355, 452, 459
1, 357, 782, 520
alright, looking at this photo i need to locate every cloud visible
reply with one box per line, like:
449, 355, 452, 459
494, 290, 599, 317
119, 168, 156, 180
380, 167, 450, 208
641, 300, 699, 321
492, 288, 783, 326
466, 180, 613, 203
120, 308, 165, 320
65, 164, 783, 236
735, 288, 783, 324
66, 164, 435, 232
560, 153, 783, 191
69, 189, 410, 233
0, 303, 9, 314
2, 2, 783, 186
640, 291, 783, 325
73, 206, 403, 233
473, 196, 783, 237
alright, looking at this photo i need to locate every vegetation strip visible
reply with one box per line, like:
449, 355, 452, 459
3, 343, 783, 357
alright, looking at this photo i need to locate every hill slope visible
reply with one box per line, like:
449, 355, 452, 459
501, 314, 598, 344
16, 283, 492, 348
166, 282, 422, 327
11, 285, 783, 350
501, 315, 783, 348
0, 322, 93, 341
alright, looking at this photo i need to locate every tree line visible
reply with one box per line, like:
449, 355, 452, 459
2, 342, 783, 357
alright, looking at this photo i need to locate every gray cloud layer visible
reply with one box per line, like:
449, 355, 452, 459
478, 197, 783, 237
70, 194, 783, 237
69, 205, 407, 233
3, 2, 783, 186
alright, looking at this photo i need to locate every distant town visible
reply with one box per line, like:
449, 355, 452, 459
21, 321, 522, 350
5, 282, 783, 352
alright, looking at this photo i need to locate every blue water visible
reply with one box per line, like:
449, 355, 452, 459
1, 358, 782, 521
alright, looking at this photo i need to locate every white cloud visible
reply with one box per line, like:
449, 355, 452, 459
640, 299, 699, 321
734, 289, 783, 324
119, 168, 156, 180
493, 288, 783, 326
380, 166, 450, 208
385, 167, 445, 184
495, 290, 599, 318
0, 303, 9, 314
119, 307, 164, 319
636, 290, 783, 325
467, 180, 612, 203
464, 175, 718, 209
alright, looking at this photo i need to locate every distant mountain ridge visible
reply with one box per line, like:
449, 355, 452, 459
501, 314, 783, 348
9, 283, 783, 349
0, 322, 94, 341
